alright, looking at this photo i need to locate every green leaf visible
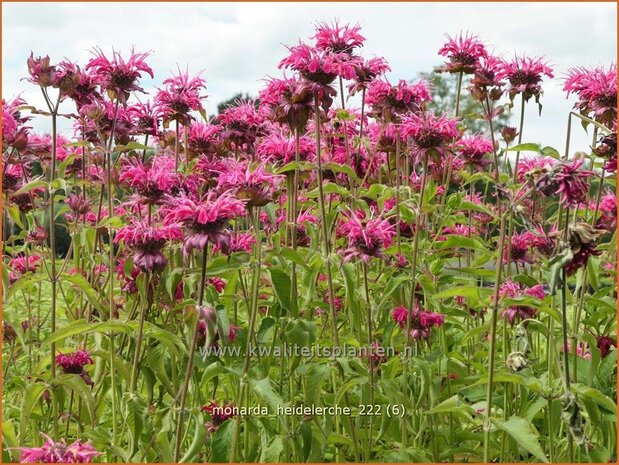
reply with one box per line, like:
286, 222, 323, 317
571, 383, 616, 413
63, 273, 107, 316
322, 162, 359, 181
434, 286, 491, 300
211, 419, 233, 462
19, 382, 47, 440
268, 268, 291, 311
54, 374, 96, 426
541, 146, 560, 159
492, 416, 548, 462
505, 143, 541, 153
306, 364, 330, 406
299, 421, 313, 462
12, 178, 47, 197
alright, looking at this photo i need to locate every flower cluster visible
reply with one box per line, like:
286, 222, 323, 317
18, 434, 100, 463
392, 305, 446, 340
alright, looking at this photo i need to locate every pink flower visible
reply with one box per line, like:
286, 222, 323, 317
457, 134, 493, 169
8, 255, 42, 284
504, 231, 537, 264
202, 401, 237, 433
26, 53, 59, 88
164, 191, 246, 255
216, 159, 283, 207
279, 42, 360, 85
256, 132, 315, 164
127, 101, 161, 136
55, 349, 93, 374
592, 192, 617, 232
499, 55, 554, 104
259, 77, 332, 133
187, 122, 223, 158
366, 78, 431, 122
516, 155, 556, 183
535, 158, 594, 207
526, 225, 557, 257
2, 162, 24, 192
593, 132, 616, 173
596, 335, 616, 358
469, 55, 505, 103
119, 155, 179, 204
348, 57, 391, 95
442, 224, 478, 238
437, 32, 488, 74
86, 48, 153, 104
391, 305, 445, 340
156, 68, 206, 125
115, 221, 182, 272
208, 277, 227, 293
55, 349, 95, 386
564, 64, 616, 127
339, 212, 395, 262
2, 97, 31, 149
498, 280, 546, 325
218, 100, 265, 149
18, 433, 100, 463
313, 21, 365, 54
401, 111, 459, 161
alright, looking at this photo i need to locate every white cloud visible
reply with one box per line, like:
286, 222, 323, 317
3, 2, 616, 152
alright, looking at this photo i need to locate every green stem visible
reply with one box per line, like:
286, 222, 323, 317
231, 207, 262, 461
173, 245, 209, 461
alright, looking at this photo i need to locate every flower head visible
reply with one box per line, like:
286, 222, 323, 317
216, 160, 283, 207
366, 78, 431, 122
127, 101, 161, 136
596, 335, 616, 358
437, 32, 488, 74
186, 122, 223, 158
456, 134, 493, 169
115, 221, 182, 273
256, 132, 315, 164
498, 280, 546, 325
156, 68, 206, 125
119, 155, 179, 204
56, 349, 95, 386
279, 42, 359, 85
391, 305, 445, 340
8, 255, 42, 284
564, 64, 616, 127
86, 48, 153, 104
339, 212, 395, 262
164, 191, 246, 255
313, 21, 365, 54
401, 111, 459, 161
218, 100, 265, 149
500, 55, 554, 105
18, 433, 100, 463
202, 401, 237, 433
348, 57, 390, 95
535, 158, 594, 207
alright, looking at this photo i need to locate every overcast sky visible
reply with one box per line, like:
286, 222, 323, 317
2, 2, 616, 152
